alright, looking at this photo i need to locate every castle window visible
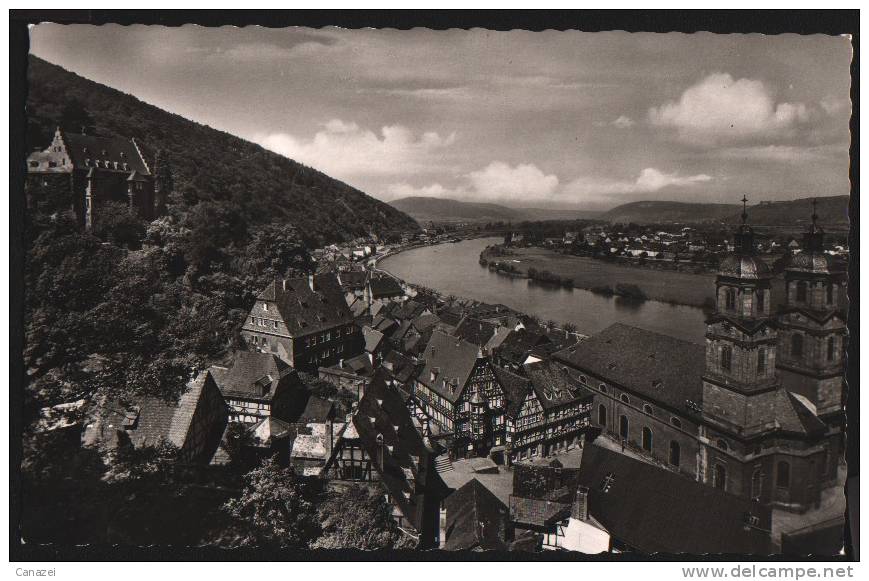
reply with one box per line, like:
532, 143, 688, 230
669, 441, 681, 467
827, 337, 835, 361
791, 334, 804, 358
641, 427, 653, 452
598, 403, 607, 427
796, 281, 808, 302
725, 288, 737, 311
28, 161, 38, 168
776, 461, 790, 490
721, 345, 733, 372
827, 283, 834, 305
751, 469, 763, 500
670, 417, 682, 429
757, 348, 767, 375
48, 161, 57, 168
262, 303, 268, 311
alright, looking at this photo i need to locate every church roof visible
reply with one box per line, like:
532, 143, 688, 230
554, 323, 705, 412
718, 254, 772, 280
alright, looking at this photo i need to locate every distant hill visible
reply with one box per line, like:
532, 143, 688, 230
24, 56, 418, 244
723, 196, 850, 230
601, 201, 741, 224
389, 196, 600, 224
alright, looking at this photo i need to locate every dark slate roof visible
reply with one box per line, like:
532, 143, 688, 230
62, 131, 151, 175
495, 329, 552, 366
741, 390, 827, 437
347, 372, 448, 540
493, 367, 532, 419
444, 479, 510, 551
369, 276, 404, 299
210, 351, 297, 401
554, 323, 705, 411
297, 395, 335, 424
338, 270, 368, 291
578, 443, 773, 555
524, 360, 595, 411
251, 273, 354, 337
411, 313, 441, 334
392, 299, 429, 322
382, 350, 418, 385
454, 317, 499, 348
437, 306, 464, 328
417, 330, 482, 404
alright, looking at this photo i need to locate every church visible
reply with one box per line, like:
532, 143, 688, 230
555, 199, 845, 513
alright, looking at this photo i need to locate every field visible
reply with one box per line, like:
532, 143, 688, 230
499, 247, 786, 309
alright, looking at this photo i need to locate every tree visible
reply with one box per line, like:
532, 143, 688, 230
91, 201, 147, 249
223, 458, 320, 548
59, 97, 95, 134
312, 485, 416, 550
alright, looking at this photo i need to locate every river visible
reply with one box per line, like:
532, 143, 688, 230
379, 237, 708, 344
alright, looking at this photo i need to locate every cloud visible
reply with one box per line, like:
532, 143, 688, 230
611, 115, 635, 129
714, 144, 846, 164
649, 73, 811, 145
468, 162, 560, 202
385, 182, 462, 200
564, 168, 713, 200
255, 119, 456, 179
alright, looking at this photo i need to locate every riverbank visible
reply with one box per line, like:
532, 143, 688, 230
480, 245, 786, 309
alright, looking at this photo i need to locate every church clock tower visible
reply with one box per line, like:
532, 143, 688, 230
776, 200, 847, 423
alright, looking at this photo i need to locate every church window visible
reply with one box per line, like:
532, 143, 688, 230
756, 290, 765, 313
669, 441, 681, 467
791, 334, 804, 358
776, 461, 791, 490
796, 281, 808, 302
641, 427, 653, 452
643, 404, 653, 415
598, 404, 607, 426
713, 464, 727, 491
751, 469, 763, 500
670, 417, 682, 429
827, 337, 835, 361
619, 415, 629, 440
721, 345, 733, 372
599, 383, 607, 393
579, 375, 587, 384
620, 394, 630, 405
827, 283, 834, 305
717, 438, 729, 451
757, 348, 767, 375
725, 288, 737, 311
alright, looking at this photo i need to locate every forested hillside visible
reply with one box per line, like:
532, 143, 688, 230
25, 56, 419, 243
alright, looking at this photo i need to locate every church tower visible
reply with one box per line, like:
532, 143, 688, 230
776, 200, 847, 423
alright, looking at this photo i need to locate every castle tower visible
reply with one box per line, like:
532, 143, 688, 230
776, 200, 847, 422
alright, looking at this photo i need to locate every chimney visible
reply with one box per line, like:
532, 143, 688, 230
572, 486, 590, 521
308, 274, 315, 291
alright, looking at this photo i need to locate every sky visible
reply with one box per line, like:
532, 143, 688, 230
29, 25, 853, 211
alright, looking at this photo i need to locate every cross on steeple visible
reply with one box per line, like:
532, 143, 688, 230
811, 198, 819, 227
741, 195, 749, 224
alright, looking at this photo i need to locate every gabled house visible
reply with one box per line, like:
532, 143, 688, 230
82, 371, 228, 464
508, 459, 584, 550
413, 330, 506, 458
441, 478, 511, 551
208, 351, 302, 424
241, 273, 363, 372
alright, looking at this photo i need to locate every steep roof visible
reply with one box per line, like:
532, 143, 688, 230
444, 479, 510, 551
493, 367, 532, 419
62, 131, 151, 175
578, 443, 773, 555
554, 323, 705, 411
362, 326, 385, 353
210, 351, 297, 401
417, 330, 482, 404
251, 273, 354, 337
297, 395, 335, 424
524, 360, 595, 411
382, 350, 418, 385
368, 276, 404, 299
453, 317, 499, 348
495, 329, 552, 366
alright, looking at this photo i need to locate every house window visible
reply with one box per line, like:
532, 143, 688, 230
620, 394, 630, 405
619, 415, 629, 440
641, 427, 652, 452
598, 404, 607, 427
796, 281, 808, 302
713, 464, 727, 491
827, 337, 835, 361
669, 441, 680, 467
791, 334, 804, 358
777, 461, 790, 490
643, 404, 653, 415
721, 345, 733, 372
670, 417, 682, 429
757, 348, 766, 375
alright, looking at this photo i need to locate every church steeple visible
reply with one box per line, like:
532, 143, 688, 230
734, 195, 757, 255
